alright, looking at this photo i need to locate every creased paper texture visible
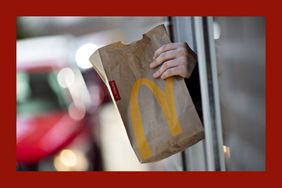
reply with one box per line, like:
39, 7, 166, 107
90, 25, 204, 163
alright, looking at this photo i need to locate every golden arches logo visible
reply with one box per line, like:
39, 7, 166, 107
129, 77, 183, 161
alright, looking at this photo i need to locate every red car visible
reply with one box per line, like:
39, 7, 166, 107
17, 64, 87, 165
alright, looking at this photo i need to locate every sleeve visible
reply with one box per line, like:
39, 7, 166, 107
184, 63, 203, 123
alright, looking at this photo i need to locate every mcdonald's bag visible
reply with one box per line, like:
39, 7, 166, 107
89, 24, 204, 163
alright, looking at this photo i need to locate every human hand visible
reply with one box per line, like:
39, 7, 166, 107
150, 42, 197, 79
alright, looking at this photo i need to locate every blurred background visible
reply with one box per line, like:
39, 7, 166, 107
17, 16, 175, 171
16, 16, 265, 171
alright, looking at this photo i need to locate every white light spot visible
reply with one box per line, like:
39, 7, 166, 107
213, 22, 221, 40
54, 149, 89, 171
68, 102, 86, 121
57, 67, 75, 88
75, 43, 98, 69
60, 149, 77, 167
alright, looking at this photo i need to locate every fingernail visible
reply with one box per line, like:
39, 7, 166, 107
153, 72, 158, 78
150, 62, 155, 68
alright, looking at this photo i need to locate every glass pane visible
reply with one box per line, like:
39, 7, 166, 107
213, 17, 265, 171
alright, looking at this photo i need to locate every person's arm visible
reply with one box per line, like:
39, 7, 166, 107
150, 42, 197, 79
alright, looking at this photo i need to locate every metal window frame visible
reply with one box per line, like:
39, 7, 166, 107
170, 16, 225, 171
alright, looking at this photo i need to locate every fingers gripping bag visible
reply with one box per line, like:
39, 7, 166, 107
89, 24, 204, 163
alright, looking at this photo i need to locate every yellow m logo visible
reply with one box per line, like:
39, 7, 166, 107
129, 77, 183, 161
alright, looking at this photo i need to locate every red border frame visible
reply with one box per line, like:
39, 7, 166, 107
1, 0, 280, 187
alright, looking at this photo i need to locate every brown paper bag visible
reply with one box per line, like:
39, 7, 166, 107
90, 24, 204, 163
